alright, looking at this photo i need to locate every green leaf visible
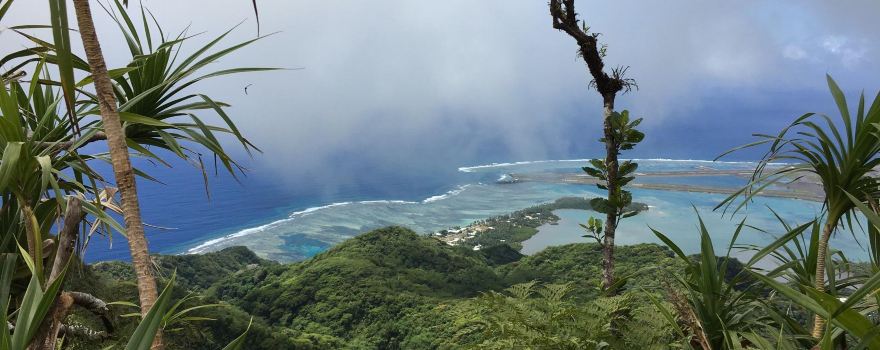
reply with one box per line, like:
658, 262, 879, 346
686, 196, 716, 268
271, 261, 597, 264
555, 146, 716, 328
582, 166, 603, 179
831, 267, 880, 320
126, 273, 178, 350
751, 272, 880, 348
650, 227, 691, 265
0, 253, 17, 349
0, 142, 23, 192
618, 161, 638, 176
745, 221, 813, 268
10, 244, 67, 350
221, 318, 253, 350
48, 0, 79, 133
76, 67, 138, 87
119, 112, 174, 128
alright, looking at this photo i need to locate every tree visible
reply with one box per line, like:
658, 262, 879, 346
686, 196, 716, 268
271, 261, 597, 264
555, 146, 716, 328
549, 0, 639, 294
54, 1, 272, 348
67, 0, 166, 348
718, 76, 880, 338
0, 0, 262, 349
651, 215, 810, 349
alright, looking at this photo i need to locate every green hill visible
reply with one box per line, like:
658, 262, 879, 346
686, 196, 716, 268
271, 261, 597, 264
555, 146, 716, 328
502, 242, 683, 298
210, 226, 507, 347
73, 226, 687, 349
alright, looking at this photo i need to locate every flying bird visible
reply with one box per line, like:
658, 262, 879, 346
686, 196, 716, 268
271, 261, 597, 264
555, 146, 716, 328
244, 84, 253, 95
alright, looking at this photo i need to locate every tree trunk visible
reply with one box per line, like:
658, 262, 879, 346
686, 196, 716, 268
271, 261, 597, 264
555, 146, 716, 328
601, 93, 619, 294
30, 293, 73, 350
70, 1, 163, 349
31, 197, 83, 350
811, 214, 839, 339
49, 197, 83, 284
548, 0, 628, 296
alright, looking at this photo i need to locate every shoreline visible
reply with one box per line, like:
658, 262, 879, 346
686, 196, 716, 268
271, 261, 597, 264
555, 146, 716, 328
433, 197, 647, 251
174, 159, 823, 260
457, 158, 790, 172
508, 170, 824, 202
180, 185, 478, 256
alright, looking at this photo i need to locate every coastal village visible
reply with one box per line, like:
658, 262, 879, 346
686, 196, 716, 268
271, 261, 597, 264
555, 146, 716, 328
433, 197, 592, 251
433, 196, 651, 252
433, 211, 554, 250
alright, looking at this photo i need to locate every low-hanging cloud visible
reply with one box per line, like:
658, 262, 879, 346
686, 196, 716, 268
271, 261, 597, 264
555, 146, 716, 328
5, 0, 879, 193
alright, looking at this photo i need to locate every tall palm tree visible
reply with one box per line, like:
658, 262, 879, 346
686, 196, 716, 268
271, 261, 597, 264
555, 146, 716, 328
718, 75, 880, 338
59, 2, 272, 348
1, 0, 260, 347
67, 0, 164, 348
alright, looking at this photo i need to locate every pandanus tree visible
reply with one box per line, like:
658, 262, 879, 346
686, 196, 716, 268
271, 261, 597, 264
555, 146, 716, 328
29, 1, 273, 348
0, 0, 269, 348
0, 0, 264, 347
650, 216, 813, 350
718, 76, 880, 339
63, 4, 167, 349
0, 57, 114, 350
549, 0, 640, 294
0, 17, 129, 350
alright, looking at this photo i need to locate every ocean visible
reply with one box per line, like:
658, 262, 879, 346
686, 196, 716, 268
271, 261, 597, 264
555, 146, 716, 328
82, 158, 868, 263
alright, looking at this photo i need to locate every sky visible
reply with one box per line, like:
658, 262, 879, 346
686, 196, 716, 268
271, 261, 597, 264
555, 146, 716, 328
4, 0, 880, 193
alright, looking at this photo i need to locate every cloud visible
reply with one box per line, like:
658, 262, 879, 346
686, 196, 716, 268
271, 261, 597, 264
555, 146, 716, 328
4, 1, 879, 191
822, 35, 847, 53
783, 44, 807, 60
821, 35, 868, 67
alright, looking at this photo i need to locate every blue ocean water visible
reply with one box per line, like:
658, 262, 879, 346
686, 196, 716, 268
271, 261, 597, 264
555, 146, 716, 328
83, 158, 869, 263
81, 156, 461, 262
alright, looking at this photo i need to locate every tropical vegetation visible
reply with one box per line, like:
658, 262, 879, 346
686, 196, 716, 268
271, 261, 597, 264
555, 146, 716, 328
0, 0, 879, 349
0, 0, 264, 348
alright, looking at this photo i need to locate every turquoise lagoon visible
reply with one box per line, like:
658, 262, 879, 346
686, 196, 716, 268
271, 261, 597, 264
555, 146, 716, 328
187, 159, 868, 262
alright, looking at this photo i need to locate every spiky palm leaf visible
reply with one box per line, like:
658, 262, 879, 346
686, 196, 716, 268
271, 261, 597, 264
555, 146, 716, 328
651, 214, 807, 349
0, 63, 123, 260
12, 0, 278, 184
717, 75, 880, 337
90, 0, 278, 181
718, 76, 880, 222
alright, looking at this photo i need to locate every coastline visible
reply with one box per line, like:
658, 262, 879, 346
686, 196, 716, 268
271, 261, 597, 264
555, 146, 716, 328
508, 169, 824, 202
172, 158, 826, 262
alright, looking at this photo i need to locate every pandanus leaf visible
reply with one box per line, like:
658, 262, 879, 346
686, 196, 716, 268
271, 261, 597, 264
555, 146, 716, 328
126, 273, 177, 350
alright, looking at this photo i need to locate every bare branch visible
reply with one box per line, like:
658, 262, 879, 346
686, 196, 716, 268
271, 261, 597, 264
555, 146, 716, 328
49, 197, 85, 284
69, 291, 109, 314
59, 323, 111, 341
34, 132, 107, 154
548, 0, 635, 96
69, 291, 114, 333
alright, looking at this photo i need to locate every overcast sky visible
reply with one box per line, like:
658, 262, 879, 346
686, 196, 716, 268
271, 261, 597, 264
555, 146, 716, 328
5, 1, 879, 188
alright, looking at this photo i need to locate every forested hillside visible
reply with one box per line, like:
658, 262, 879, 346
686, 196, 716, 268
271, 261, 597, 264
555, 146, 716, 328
72, 226, 689, 349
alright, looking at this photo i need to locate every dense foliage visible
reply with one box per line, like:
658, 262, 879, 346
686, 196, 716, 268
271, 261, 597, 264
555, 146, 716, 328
1, 0, 878, 347
69, 226, 696, 349
502, 243, 683, 299
451, 282, 677, 349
